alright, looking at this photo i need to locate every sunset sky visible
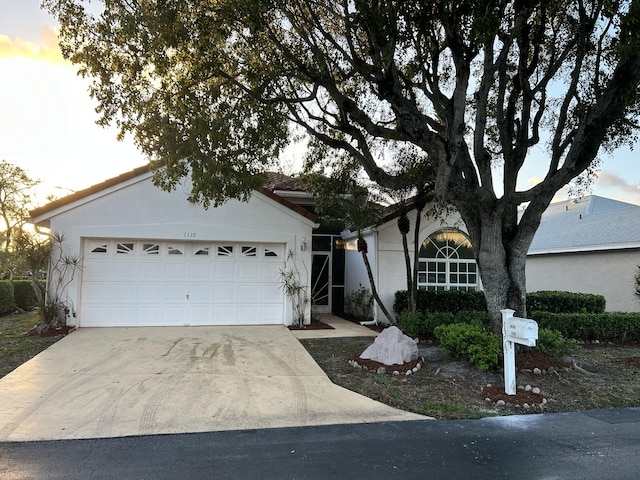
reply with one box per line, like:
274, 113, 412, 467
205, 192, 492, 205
1, 0, 640, 208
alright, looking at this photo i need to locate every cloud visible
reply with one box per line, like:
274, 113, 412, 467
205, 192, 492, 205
594, 170, 640, 204
0, 27, 65, 64
527, 176, 542, 187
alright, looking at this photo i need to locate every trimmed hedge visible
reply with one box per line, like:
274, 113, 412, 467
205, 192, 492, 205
527, 291, 605, 315
394, 290, 487, 315
397, 310, 490, 339
531, 311, 640, 341
13, 280, 40, 311
395, 289, 606, 316
0, 281, 13, 316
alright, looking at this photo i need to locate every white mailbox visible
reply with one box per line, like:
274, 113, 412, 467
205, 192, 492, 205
501, 309, 539, 395
504, 317, 538, 347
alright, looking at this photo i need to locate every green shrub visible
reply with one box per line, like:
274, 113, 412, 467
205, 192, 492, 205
394, 289, 487, 314
12, 280, 40, 311
397, 310, 490, 340
434, 323, 502, 371
527, 291, 605, 314
345, 286, 373, 320
397, 310, 428, 339
531, 311, 640, 341
535, 328, 579, 358
0, 281, 13, 316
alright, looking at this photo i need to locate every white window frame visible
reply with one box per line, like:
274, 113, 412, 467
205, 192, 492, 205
417, 229, 479, 292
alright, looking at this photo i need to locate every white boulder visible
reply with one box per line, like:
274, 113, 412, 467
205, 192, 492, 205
359, 326, 419, 366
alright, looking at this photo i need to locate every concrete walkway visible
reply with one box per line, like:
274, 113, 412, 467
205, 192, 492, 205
290, 313, 380, 339
0, 319, 423, 442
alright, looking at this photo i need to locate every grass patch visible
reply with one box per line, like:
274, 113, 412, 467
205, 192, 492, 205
299, 335, 640, 420
0, 312, 61, 378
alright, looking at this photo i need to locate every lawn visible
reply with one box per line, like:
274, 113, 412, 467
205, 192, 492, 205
0, 312, 63, 378
300, 335, 640, 420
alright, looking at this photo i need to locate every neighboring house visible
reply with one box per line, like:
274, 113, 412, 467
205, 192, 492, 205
30, 165, 640, 329
30, 167, 317, 327
526, 195, 640, 312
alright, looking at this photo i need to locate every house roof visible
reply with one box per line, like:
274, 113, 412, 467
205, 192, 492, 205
528, 195, 640, 255
30, 165, 317, 224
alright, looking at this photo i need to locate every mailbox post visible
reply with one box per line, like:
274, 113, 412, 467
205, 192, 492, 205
501, 309, 539, 395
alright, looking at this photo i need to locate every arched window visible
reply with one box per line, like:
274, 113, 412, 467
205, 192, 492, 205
418, 229, 479, 291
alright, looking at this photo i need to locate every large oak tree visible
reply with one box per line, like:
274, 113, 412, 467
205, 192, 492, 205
46, 0, 640, 332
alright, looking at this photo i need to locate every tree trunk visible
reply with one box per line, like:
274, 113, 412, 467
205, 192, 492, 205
457, 205, 535, 334
400, 229, 413, 312
357, 236, 396, 325
412, 207, 423, 313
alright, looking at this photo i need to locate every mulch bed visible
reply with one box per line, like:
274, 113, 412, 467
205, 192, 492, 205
348, 355, 424, 374
27, 325, 74, 337
288, 318, 334, 330
350, 348, 566, 408
618, 356, 640, 368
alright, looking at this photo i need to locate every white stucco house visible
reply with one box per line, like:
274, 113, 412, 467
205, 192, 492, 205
30, 165, 640, 329
343, 194, 640, 321
30, 166, 318, 327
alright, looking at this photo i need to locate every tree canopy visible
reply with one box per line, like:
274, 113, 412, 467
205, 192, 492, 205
0, 160, 39, 250
46, 0, 640, 330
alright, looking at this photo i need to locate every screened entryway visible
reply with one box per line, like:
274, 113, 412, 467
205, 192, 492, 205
417, 229, 479, 291
311, 234, 346, 313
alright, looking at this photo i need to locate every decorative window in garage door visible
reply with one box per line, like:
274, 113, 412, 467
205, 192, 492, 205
91, 243, 108, 254
116, 243, 134, 254
86, 240, 284, 261
193, 246, 210, 256
168, 245, 184, 255
143, 243, 160, 255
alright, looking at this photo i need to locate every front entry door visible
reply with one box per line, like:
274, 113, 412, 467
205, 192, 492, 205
311, 234, 346, 314
311, 252, 331, 313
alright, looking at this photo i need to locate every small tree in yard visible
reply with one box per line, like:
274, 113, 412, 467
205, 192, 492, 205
47, 0, 640, 333
14, 230, 81, 334
279, 250, 310, 327
0, 160, 40, 277
635, 266, 640, 301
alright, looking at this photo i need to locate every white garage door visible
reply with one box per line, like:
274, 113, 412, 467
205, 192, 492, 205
79, 239, 286, 327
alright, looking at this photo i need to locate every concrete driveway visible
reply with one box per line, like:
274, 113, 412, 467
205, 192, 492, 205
0, 325, 424, 442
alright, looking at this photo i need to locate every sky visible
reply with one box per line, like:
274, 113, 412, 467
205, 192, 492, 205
1, 0, 640, 208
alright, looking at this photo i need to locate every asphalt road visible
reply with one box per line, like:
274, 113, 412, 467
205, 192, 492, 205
2, 408, 639, 480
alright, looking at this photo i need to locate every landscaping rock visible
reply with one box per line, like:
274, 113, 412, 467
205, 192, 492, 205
360, 326, 419, 366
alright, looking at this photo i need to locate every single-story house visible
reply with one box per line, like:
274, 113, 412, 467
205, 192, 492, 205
30, 166, 318, 327
30, 166, 640, 328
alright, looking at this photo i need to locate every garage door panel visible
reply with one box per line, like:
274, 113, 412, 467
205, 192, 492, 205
238, 264, 261, 280
213, 285, 235, 301
238, 285, 260, 302
165, 263, 190, 279
261, 285, 283, 302
110, 261, 139, 279
261, 265, 280, 282
80, 240, 286, 326
138, 262, 164, 280
138, 285, 165, 302
190, 263, 213, 280
214, 264, 237, 281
